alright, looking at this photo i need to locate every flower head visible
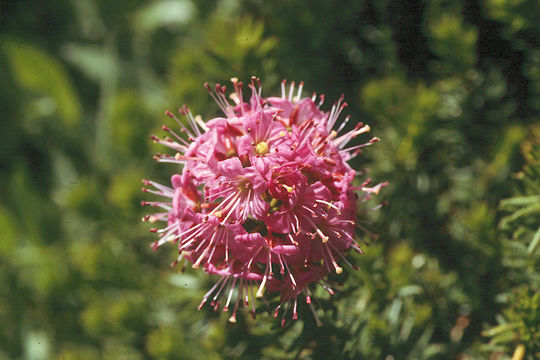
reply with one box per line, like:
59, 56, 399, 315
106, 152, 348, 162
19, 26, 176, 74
143, 77, 386, 324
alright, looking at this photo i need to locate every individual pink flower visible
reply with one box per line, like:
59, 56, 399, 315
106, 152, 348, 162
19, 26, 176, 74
143, 77, 386, 324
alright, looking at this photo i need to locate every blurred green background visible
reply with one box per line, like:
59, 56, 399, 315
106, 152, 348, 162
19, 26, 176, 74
1, 0, 539, 359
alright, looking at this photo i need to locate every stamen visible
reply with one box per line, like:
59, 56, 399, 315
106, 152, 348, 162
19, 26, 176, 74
324, 242, 343, 274
249, 280, 256, 318
180, 106, 202, 136
204, 82, 233, 117
256, 251, 272, 297
165, 110, 195, 139
229, 280, 242, 323
211, 275, 230, 307
333, 124, 370, 149
223, 277, 237, 311
318, 94, 325, 107
336, 115, 351, 134
199, 276, 226, 310
161, 125, 189, 146
307, 295, 322, 327
288, 81, 295, 102
315, 199, 341, 214
295, 81, 304, 102
292, 298, 298, 320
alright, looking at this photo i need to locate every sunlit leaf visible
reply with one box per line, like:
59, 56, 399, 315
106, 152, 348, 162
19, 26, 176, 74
3, 40, 81, 125
133, 0, 195, 33
61, 43, 117, 82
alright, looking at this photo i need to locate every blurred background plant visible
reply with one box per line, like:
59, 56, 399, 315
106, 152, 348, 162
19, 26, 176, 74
0, 0, 538, 359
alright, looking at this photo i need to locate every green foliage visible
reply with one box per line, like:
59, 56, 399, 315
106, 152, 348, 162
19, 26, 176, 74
1, 0, 538, 359
481, 133, 540, 360
337, 244, 468, 359
168, 14, 278, 114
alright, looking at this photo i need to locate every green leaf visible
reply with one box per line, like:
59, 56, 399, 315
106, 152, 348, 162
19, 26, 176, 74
499, 202, 540, 229
23, 331, 51, 360
61, 43, 117, 82
482, 323, 517, 337
499, 195, 540, 211
2, 40, 81, 125
168, 273, 200, 290
133, 0, 195, 33
528, 226, 540, 254
398, 285, 424, 297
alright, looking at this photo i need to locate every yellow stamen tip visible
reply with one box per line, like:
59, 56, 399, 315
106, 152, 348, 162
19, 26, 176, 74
282, 184, 294, 193
255, 141, 269, 155
335, 266, 343, 274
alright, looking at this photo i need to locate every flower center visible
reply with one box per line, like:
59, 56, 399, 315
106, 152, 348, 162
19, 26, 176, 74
255, 141, 269, 155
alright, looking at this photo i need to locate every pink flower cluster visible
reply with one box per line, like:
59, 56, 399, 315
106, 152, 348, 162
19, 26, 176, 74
143, 77, 385, 324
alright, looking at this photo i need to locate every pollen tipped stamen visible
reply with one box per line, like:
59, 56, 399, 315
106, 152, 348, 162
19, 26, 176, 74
318, 281, 335, 295
223, 277, 237, 312
336, 115, 352, 134
205, 82, 234, 118
287, 233, 299, 246
180, 106, 202, 137
334, 124, 371, 149
162, 125, 190, 146
295, 81, 304, 102
231, 78, 246, 116
301, 205, 318, 218
316, 200, 341, 214
148, 213, 168, 223
199, 276, 226, 310
288, 81, 295, 102
341, 137, 380, 154
283, 258, 297, 288
192, 230, 220, 268
273, 304, 281, 318
256, 77, 262, 96
142, 180, 175, 195
317, 94, 325, 107
229, 282, 242, 323
307, 295, 322, 327
165, 110, 195, 139
328, 240, 357, 270
314, 130, 338, 153
327, 95, 347, 131
142, 187, 168, 197
211, 275, 230, 307
256, 252, 272, 298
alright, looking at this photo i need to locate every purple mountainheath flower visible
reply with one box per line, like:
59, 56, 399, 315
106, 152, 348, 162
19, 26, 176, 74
142, 77, 386, 325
